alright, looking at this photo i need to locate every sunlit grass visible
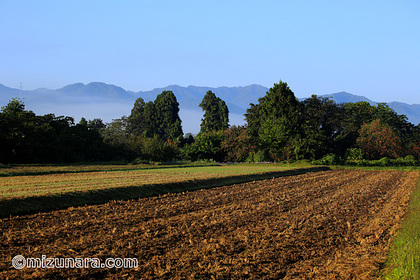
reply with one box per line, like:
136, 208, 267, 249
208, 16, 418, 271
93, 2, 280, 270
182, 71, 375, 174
0, 164, 328, 217
384, 173, 420, 279
332, 165, 420, 171
0, 164, 297, 199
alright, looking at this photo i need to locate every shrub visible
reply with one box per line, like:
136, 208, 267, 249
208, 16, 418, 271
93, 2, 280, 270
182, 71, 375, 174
222, 126, 255, 162
356, 119, 402, 159
395, 155, 418, 166
411, 143, 420, 160
180, 131, 225, 162
403, 155, 418, 166
377, 157, 391, 166
312, 154, 339, 165
246, 150, 269, 163
345, 148, 364, 161
141, 135, 179, 162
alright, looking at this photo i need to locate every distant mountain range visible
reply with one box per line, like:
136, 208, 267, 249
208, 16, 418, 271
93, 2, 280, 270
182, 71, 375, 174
319, 92, 420, 125
0, 82, 419, 134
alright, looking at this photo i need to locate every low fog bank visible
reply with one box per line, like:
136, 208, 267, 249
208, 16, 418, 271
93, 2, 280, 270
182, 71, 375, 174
19, 101, 246, 135
179, 109, 246, 135
24, 101, 133, 124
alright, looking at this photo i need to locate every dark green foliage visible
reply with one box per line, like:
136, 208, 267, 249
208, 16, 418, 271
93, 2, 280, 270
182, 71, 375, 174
222, 125, 255, 162
2, 80, 419, 165
181, 91, 230, 162
394, 155, 418, 166
78, 117, 88, 126
109, 91, 184, 162
374, 103, 412, 135
244, 102, 261, 145
142, 101, 156, 138
245, 150, 270, 163
183, 133, 195, 146
336, 101, 413, 157
312, 154, 340, 165
335, 101, 376, 155
127, 91, 183, 141
345, 148, 364, 161
154, 91, 183, 141
127, 97, 146, 136
181, 131, 225, 162
344, 156, 419, 167
245, 81, 302, 161
300, 95, 344, 159
199, 91, 229, 133
140, 136, 179, 162
245, 81, 417, 163
0, 98, 38, 162
0, 99, 114, 163
412, 126, 420, 160
87, 118, 106, 131
377, 157, 391, 166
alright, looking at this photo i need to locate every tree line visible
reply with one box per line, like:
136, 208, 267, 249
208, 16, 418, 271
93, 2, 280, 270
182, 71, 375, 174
1, 81, 419, 164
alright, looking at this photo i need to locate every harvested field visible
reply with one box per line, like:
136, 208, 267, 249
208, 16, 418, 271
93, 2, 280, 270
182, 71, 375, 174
0, 164, 295, 199
0, 170, 418, 279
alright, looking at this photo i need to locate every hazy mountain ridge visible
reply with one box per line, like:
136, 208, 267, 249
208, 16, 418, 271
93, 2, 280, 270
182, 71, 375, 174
58, 82, 135, 99
321, 92, 420, 125
0, 83, 419, 131
321, 92, 375, 105
137, 84, 268, 114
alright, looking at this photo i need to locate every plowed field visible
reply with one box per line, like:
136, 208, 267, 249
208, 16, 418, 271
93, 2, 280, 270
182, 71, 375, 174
1, 170, 418, 279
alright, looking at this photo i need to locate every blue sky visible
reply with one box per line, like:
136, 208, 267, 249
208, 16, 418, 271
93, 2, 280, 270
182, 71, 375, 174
1, 1, 420, 103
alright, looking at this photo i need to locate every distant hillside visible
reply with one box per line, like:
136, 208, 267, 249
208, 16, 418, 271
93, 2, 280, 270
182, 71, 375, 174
321, 92, 375, 105
320, 92, 420, 125
137, 84, 268, 114
58, 82, 135, 99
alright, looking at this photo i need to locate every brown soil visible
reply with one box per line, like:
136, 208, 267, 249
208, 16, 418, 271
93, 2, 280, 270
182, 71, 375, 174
0, 170, 418, 279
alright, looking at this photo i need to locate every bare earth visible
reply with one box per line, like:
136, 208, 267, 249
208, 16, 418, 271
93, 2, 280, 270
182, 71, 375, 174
1, 170, 418, 279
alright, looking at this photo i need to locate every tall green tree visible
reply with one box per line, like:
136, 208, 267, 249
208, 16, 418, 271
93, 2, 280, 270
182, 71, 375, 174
0, 98, 60, 162
336, 101, 376, 155
244, 102, 261, 145
246, 81, 302, 160
300, 95, 344, 159
143, 101, 156, 137
154, 91, 183, 141
128, 97, 146, 136
373, 103, 412, 134
199, 91, 229, 133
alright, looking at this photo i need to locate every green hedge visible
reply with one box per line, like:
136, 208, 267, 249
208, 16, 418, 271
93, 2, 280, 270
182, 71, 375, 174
313, 155, 419, 167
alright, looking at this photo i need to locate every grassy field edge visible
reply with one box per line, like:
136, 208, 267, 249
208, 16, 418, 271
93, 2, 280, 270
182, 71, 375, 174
382, 171, 420, 279
0, 162, 221, 177
0, 166, 329, 218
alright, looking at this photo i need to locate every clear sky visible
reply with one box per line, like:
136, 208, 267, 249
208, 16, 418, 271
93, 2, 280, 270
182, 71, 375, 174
1, 1, 419, 103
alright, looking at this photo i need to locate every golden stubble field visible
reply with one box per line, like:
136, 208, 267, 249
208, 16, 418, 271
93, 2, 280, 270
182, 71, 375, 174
0, 164, 294, 199
1, 169, 418, 279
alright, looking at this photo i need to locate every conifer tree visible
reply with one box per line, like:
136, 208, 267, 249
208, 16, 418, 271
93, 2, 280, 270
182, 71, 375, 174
154, 90, 183, 141
199, 90, 229, 133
